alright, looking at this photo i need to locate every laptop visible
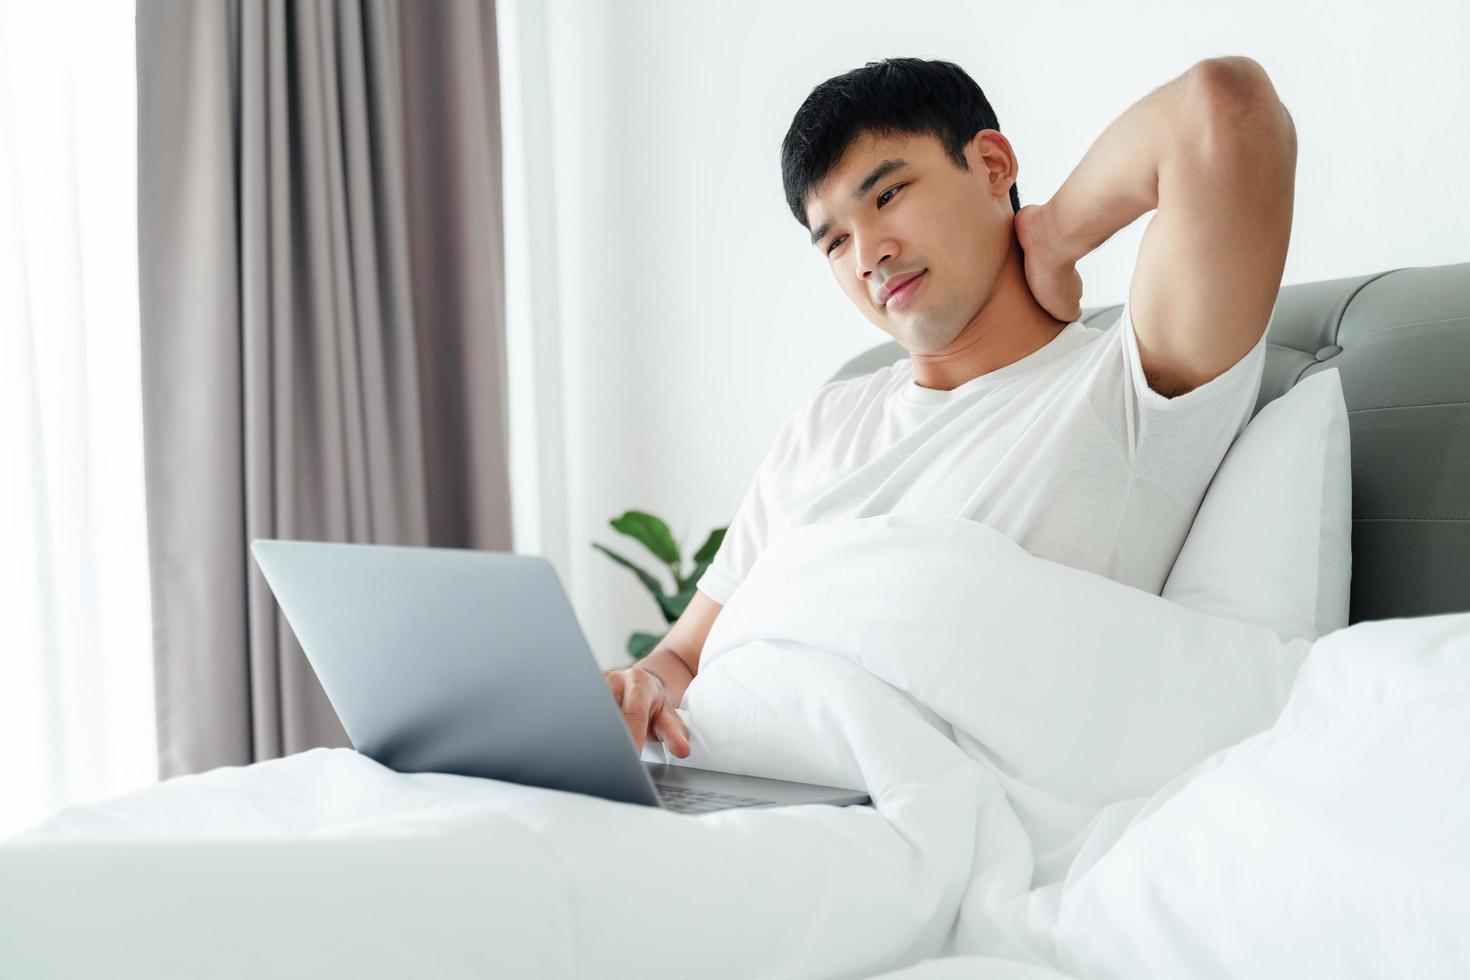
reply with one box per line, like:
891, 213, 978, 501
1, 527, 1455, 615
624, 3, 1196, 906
250, 539, 871, 815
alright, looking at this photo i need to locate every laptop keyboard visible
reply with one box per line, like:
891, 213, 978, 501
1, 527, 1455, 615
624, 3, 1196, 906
654, 783, 775, 814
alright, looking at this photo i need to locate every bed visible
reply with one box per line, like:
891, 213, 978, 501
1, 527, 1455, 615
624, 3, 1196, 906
3, 261, 1467, 980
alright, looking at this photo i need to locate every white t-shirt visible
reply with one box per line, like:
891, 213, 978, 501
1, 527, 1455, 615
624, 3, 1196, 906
697, 300, 1267, 604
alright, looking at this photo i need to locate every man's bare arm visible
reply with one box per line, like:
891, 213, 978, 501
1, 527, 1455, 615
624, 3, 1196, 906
1018, 57, 1297, 396
637, 588, 723, 706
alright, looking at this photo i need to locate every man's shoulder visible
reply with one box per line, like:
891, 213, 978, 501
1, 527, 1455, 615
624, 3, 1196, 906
790, 361, 903, 424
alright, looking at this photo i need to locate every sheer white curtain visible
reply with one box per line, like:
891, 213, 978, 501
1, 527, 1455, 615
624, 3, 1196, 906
0, 0, 155, 836
497, 0, 572, 573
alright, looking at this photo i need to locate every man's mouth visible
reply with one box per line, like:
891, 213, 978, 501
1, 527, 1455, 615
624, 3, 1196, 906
882, 270, 926, 310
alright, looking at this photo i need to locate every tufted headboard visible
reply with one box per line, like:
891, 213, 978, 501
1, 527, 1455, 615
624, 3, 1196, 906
826, 261, 1470, 624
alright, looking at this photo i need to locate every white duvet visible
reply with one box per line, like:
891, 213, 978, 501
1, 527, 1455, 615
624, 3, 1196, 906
3, 513, 1467, 980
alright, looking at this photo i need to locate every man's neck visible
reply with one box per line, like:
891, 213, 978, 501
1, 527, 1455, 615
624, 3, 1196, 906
909, 234, 1071, 391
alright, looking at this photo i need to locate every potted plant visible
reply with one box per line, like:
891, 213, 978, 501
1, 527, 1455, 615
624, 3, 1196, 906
592, 510, 726, 661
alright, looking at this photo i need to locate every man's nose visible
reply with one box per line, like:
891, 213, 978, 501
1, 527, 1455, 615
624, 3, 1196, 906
856, 234, 897, 282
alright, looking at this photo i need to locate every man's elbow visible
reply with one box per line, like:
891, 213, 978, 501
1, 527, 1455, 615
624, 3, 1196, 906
1183, 57, 1297, 164
1188, 56, 1278, 110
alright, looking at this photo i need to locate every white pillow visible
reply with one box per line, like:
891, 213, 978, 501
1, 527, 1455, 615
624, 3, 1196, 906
1051, 613, 1470, 980
1163, 367, 1352, 643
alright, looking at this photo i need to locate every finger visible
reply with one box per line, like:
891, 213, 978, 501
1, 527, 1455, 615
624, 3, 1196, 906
622, 688, 652, 752
605, 669, 625, 702
668, 707, 690, 748
673, 718, 691, 759
650, 708, 674, 747
653, 708, 691, 759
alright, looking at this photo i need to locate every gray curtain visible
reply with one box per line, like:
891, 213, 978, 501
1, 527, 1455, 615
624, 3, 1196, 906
136, 0, 512, 778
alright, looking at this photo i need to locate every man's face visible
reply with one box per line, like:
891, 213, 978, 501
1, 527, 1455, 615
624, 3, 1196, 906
805, 129, 1018, 354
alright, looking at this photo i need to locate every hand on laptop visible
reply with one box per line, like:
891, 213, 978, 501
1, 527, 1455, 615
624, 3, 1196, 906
604, 664, 691, 758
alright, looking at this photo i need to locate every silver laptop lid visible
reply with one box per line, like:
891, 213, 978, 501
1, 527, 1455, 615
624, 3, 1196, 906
250, 539, 662, 807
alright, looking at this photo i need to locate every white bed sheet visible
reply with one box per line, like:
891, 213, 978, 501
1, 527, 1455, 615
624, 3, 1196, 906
4, 513, 1467, 980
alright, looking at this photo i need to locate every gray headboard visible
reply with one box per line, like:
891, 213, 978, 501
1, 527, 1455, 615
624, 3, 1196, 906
827, 261, 1470, 624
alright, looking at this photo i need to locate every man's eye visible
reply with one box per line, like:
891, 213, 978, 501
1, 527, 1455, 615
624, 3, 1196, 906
826, 185, 905, 255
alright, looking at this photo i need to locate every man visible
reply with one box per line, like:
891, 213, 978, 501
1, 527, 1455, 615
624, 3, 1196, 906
606, 55, 1297, 760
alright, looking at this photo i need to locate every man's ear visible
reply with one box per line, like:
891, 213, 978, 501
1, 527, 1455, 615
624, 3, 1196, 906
961, 129, 987, 171
974, 130, 1018, 202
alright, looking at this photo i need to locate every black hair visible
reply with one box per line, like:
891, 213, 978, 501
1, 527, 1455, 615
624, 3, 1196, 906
780, 57, 1020, 229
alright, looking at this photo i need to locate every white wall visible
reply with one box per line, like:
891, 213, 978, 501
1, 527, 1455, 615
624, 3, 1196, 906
501, 0, 1470, 668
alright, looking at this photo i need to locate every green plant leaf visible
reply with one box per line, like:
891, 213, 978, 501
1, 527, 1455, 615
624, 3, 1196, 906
673, 527, 726, 591
669, 584, 696, 618
610, 511, 681, 567
692, 527, 726, 565
667, 567, 709, 620
627, 631, 663, 660
591, 542, 668, 600
681, 558, 712, 597
653, 589, 683, 624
